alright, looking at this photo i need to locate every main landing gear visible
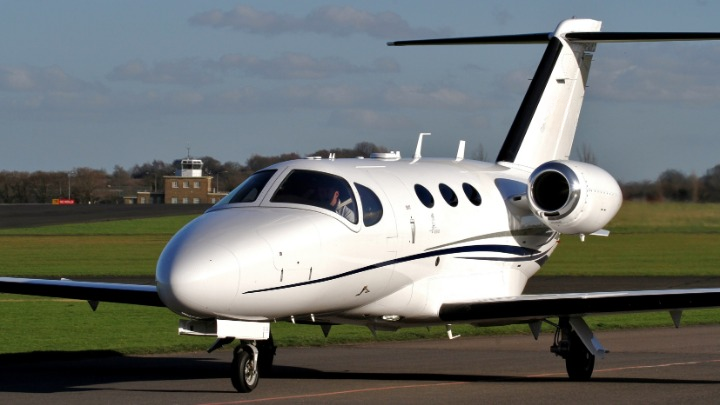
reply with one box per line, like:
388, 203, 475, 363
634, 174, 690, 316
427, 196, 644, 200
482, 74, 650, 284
550, 317, 606, 381
230, 334, 277, 393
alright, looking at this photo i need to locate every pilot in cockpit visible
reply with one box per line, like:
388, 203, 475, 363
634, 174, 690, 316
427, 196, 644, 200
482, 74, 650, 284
271, 169, 358, 224
317, 185, 356, 223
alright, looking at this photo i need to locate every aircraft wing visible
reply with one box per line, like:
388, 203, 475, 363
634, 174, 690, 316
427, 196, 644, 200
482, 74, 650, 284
440, 288, 720, 324
0, 277, 164, 307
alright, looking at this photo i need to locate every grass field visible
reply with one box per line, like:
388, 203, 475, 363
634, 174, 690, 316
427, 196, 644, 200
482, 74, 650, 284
1, 202, 719, 355
540, 201, 720, 276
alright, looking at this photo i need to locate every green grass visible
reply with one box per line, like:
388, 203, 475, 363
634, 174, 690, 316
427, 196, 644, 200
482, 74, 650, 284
0, 235, 165, 278
1, 201, 719, 355
541, 233, 720, 276
0, 215, 198, 236
609, 202, 720, 233
540, 201, 720, 277
0, 215, 197, 278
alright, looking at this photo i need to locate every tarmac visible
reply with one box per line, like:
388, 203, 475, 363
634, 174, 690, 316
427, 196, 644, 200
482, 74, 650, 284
1, 326, 720, 404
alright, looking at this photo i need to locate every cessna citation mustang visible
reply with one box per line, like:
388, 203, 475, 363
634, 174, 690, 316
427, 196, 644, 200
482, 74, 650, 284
4, 18, 720, 393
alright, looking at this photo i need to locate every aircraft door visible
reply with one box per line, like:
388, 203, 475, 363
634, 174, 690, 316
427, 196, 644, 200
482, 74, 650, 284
360, 171, 416, 288
362, 171, 414, 249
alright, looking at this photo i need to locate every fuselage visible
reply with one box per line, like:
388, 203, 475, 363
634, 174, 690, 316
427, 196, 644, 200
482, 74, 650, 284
156, 155, 559, 328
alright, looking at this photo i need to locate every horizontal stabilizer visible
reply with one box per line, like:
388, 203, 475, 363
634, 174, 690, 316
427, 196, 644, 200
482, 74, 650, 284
388, 33, 551, 46
388, 31, 720, 47
566, 31, 720, 42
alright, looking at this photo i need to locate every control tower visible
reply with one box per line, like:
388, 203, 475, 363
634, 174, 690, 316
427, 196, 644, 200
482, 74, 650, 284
178, 158, 204, 177
132, 155, 228, 205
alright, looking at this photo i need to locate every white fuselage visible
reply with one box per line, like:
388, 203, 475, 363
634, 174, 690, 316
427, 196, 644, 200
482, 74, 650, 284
156, 156, 559, 328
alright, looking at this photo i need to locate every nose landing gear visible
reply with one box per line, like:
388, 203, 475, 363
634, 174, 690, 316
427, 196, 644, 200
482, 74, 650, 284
231, 344, 259, 393
230, 334, 277, 393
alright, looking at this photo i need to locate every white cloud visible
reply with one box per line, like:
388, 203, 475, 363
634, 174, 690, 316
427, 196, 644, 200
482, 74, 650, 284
328, 108, 413, 130
212, 53, 399, 80
107, 52, 399, 85
589, 45, 720, 103
0, 66, 35, 91
189, 5, 450, 39
107, 59, 218, 86
0, 65, 105, 93
188, 6, 299, 34
383, 85, 474, 109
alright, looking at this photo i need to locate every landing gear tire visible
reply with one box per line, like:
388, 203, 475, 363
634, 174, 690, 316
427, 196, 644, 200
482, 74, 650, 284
231, 346, 259, 393
565, 331, 595, 381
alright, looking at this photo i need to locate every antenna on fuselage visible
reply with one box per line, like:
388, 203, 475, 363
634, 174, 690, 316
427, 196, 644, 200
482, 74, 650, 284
455, 140, 466, 161
412, 132, 431, 163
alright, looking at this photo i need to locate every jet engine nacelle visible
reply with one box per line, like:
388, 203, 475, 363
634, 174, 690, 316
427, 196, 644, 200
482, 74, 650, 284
528, 160, 622, 235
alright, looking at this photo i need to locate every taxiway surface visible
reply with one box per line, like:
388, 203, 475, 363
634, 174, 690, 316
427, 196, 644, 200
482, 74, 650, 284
2, 325, 720, 404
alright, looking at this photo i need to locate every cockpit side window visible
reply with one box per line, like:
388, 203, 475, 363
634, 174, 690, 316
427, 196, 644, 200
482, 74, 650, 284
271, 169, 358, 224
355, 183, 383, 227
215, 170, 276, 205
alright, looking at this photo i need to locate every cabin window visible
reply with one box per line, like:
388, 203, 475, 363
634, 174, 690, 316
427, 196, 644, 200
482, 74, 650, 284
217, 170, 277, 205
462, 183, 482, 206
414, 184, 434, 208
439, 183, 458, 207
271, 170, 358, 224
355, 183, 383, 227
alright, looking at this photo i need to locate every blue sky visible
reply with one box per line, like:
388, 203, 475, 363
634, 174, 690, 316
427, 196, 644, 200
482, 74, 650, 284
2, 1, 720, 181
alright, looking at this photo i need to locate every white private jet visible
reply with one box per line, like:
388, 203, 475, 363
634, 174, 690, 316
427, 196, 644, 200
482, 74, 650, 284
3, 18, 720, 393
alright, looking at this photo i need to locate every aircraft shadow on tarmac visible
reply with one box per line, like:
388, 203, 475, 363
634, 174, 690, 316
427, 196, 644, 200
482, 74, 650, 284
1, 352, 718, 394
0, 352, 229, 394
269, 365, 720, 386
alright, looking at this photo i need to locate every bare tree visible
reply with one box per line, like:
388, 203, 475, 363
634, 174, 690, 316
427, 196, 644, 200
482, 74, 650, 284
577, 143, 597, 165
471, 143, 487, 161
657, 169, 692, 202
701, 164, 720, 201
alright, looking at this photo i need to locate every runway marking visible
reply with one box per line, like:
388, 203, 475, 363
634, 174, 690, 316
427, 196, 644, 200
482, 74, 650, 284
200, 381, 467, 404
201, 358, 720, 404
527, 358, 720, 378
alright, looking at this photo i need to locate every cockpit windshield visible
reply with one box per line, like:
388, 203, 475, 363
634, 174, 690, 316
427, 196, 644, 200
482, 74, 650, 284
215, 170, 276, 206
271, 169, 358, 224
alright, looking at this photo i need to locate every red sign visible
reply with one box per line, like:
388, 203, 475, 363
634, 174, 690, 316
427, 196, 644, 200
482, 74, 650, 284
53, 199, 76, 205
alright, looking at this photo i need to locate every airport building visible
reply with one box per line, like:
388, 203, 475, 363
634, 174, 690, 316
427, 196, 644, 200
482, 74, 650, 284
126, 158, 227, 205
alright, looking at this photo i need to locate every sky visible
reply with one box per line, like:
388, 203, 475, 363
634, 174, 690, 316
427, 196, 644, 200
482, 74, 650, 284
2, 1, 720, 182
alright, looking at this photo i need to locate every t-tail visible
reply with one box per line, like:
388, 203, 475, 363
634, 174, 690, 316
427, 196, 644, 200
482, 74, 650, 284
498, 19, 599, 169
389, 18, 720, 170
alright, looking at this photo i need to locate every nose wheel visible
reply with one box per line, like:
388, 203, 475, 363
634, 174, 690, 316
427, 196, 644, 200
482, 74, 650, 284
231, 344, 259, 393
230, 334, 276, 393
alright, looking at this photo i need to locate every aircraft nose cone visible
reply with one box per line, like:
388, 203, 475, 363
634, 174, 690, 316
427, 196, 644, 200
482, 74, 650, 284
156, 234, 240, 318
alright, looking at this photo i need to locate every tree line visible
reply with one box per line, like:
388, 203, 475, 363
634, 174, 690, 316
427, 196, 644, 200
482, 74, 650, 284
0, 142, 388, 204
2, 141, 720, 204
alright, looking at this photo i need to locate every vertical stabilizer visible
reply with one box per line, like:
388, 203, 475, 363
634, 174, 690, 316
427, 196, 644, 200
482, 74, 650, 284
388, 19, 720, 169
496, 19, 601, 169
